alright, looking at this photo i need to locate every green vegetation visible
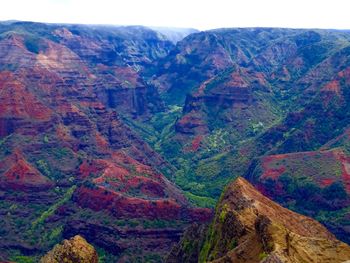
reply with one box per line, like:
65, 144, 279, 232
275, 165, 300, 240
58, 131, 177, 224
31, 185, 76, 230
198, 203, 237, 262
43, 135, 49, 143
259, 251, 269, 260
36, 159, 51, 177
23, 34, 48, 54
96, 247, 120, 263
199, 231, 213, 263
9, 255, 38, 263
24, 36, 40, 53
183, 191, 216, 208
219, 204, 229, 223
3, 24, 350, 262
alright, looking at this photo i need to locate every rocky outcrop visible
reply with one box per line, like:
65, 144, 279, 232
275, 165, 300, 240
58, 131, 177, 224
166, 223, 208, 263
203, 178, 350, 262
168, 178, 350, 263
40, 235, 98, 263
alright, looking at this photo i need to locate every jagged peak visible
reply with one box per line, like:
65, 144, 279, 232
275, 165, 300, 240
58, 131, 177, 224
197, 177, 350, 262
223, 177, 335, 239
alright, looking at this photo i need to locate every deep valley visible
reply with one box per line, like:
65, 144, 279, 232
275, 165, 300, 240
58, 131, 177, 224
1, 21, 350, 262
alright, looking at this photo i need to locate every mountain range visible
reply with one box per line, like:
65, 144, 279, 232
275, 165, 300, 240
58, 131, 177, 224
0, 21, 350, 262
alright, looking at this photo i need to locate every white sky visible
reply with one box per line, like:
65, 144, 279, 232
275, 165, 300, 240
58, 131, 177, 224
1, 0, 350, 30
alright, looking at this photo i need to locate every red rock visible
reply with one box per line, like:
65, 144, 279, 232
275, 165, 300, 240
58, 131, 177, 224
323, 80, 340, 92
190, 135, 203, 152
0, 151, 53, 191
333, 150, 350, 193
0, 71, 52, 121
320, 178, 335, 187
75, 184, 212, 221
175, 111, 208, 135
256, 149, 350, 194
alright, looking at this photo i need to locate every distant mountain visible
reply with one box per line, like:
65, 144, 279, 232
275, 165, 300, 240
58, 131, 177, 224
149, 26, 199, 43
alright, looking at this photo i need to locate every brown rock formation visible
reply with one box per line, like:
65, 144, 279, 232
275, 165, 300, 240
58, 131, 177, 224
203, 177, 350, 263
40, 235, 98, 263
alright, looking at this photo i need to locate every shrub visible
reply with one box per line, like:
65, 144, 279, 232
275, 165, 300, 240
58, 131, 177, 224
322, 182, 347, 200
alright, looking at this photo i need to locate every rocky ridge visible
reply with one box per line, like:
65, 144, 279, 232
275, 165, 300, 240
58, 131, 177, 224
40, 235, 98, 263
167, 178, 350, 263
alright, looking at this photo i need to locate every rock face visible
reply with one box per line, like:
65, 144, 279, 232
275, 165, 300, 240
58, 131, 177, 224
0, 21, 210, 262
168, 178, 350, 263
62, 220, 184, 258
149, 28, 350, 202
146, 27, 350, 243
174, 67, 273, 136
166, 223, 208, 263
40, 235, 98, 263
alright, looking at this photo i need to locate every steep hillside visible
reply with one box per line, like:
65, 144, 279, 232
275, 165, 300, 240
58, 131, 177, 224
152, 28, 291, 103
2, 22, 350, 262
120, 28, 350, 250
245, 148, 350, 244
127, 28, 350, 207
0, 21, 211, 263
167, 178, 350, 263
0, 21, 172, 118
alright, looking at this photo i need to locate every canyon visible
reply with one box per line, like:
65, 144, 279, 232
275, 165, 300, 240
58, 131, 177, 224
1, 21, 350, 262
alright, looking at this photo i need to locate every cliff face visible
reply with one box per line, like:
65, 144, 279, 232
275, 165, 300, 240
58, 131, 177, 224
174, 67, 275, 136
0, 22, 169, 120
152, 29, 291, 103
40, 235, 98, 263
142, 27, 350, 216
168, 178, 350, 263
0, 22, 210, 262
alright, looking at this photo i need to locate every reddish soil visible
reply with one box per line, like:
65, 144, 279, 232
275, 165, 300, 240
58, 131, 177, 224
0, 71, 52, 120
0, 151, 53, 191
190, 135, 203, 152
75, 186, 211, 221
322, 80, 341, 95
114, 67, 142, 87
260, 155, 287, 180
338, 67, 350, 84
320, 178, 335, 187
227, 71, 249, 87
333, 150, 350, 192
261, 149, 350, 193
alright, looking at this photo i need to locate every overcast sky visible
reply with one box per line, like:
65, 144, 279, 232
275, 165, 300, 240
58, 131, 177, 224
1, 0, 350, 30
